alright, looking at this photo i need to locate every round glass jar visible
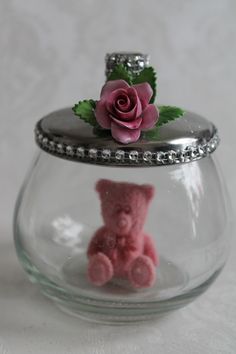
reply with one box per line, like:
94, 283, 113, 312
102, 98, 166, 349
14, 54, 232, 323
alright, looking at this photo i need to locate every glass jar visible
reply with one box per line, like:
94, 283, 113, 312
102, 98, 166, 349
14, 53, 232, 323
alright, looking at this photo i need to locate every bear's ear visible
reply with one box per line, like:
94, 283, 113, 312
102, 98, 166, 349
96, 179, 113, 196
141, 184, 155, 202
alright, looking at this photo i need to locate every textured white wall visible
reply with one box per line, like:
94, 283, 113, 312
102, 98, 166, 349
0, 1, 236, 353
1, 0, 236, 228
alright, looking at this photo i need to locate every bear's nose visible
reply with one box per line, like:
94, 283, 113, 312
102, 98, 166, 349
117, 217, 128, 229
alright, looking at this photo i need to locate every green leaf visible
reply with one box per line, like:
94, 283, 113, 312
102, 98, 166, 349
143, 106, 184, 140
72, 99, 97, 126
133, 67, 157, 103
107, 64, 132, 84
157, 106, 185, 127
142, 128, 160, 140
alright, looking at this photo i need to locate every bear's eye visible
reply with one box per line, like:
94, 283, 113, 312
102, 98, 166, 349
124, 205, 131, 214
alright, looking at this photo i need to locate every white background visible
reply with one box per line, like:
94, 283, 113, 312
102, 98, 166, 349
0, 0, 236, 353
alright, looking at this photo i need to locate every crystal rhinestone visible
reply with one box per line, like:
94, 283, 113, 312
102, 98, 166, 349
190, 147, 198, 159
42, 137, 48, 147
76, 147, 85, 158
183, 147, 192, 162
66, 146, 74, 156
167, 150, 176, 164
214, 138, 219, 149
57, 143, 64, 154
115, 150, 125, 161
212, 137, 217, 146
38, 134, 43, 142
129, 150, 139, 162
175, 150, 184, 163
156, 151, 165, 164
198, 146, 205, 157
210, 139, 217, 151
89, 148, 98, 159
143, 151, 152, 162
49, 141, 55, 151
207, 142, 212, 153
101, 149, 111, 160
174, 150, 181, 163
110, 54, 116, 62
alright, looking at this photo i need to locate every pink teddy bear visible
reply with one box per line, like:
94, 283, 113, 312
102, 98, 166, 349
87, 179, 159, 288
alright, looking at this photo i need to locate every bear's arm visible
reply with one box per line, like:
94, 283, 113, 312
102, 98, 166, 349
87, 226, 107, 258
143, 234, 159, 266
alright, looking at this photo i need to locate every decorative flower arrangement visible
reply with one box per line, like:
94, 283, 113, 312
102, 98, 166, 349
73, 64, 184, 144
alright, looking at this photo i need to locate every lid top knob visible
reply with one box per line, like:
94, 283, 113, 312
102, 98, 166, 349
105, 52, 150, 78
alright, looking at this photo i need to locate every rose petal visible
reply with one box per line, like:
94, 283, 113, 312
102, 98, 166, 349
100, 80, 130, 100
95, 100, 111, 129
133, 83, 153, 108
126, 87, 142, 117
106, 92, 142, 121
110, 87, 142, 121
116, 95, 131, 111
111, 116, 142, 129
106, 89, 132, 115
111, 123, 141, 144
112, 104, 139, 120
140, 104, 159, 130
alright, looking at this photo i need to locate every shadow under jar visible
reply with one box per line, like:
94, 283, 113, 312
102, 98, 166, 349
14, 54, 232, 324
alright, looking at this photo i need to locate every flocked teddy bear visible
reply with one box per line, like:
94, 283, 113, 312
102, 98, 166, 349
87, 179, 159, 288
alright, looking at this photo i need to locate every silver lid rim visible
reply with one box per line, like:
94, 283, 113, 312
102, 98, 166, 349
35, 125, 219, 167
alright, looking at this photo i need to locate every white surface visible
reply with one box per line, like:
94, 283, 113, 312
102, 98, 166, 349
0, 0, 236, 353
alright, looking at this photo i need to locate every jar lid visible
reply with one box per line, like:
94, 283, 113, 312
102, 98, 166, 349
35, 107, 219, 166
35, 52, 219, 166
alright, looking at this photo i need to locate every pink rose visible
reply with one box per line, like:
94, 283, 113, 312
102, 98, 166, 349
95, 80, 159, 144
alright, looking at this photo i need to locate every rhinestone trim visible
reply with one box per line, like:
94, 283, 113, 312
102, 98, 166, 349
66, 146, 74, 156
76, 147, 85, 158
115, 150, 125, 161
101, 149, 111, 160
143, 151, 153, 162
35, 128, 219, 167
89, 148, 98, 159
129, 150, 139, 162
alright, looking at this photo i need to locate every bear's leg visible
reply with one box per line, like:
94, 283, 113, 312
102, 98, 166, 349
87, 253, 114, 286
128, 255, 156, 288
